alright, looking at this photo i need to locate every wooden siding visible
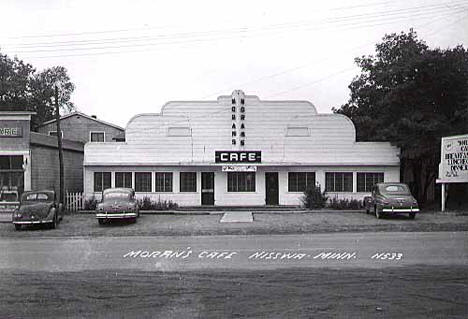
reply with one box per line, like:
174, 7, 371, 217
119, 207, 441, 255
31, 145, 84, 192
36, 114, 124, 143
84, 93, 399, 166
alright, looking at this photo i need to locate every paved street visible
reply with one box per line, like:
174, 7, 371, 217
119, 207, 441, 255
1, 231, 467, 272
1, 231, 467, 318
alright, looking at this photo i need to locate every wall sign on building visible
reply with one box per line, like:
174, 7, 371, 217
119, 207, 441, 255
215, 151, 261, 163
0, 127, 22, 137
436, 133, 468, 211
222, 165, 257, 172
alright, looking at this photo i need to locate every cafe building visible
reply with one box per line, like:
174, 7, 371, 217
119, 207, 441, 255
83, 90, 401, 206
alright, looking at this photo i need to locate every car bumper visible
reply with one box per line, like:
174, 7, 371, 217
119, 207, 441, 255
96, 212, 138, 219
382, 207, 419, 213
12, 219, 54, 225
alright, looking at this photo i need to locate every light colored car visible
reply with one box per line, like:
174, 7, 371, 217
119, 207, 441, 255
364, 183, 419, 219
96, 188, 140, 225
12, 190, 64, 230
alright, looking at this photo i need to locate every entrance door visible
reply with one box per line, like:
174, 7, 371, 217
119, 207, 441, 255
265, 172, 279, 205
201, 172, 215, 205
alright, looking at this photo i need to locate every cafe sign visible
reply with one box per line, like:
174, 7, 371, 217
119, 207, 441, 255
222, 165, 257, 172
438, 134, 468, 182
215, 151, 261, 163
0, 127, 22, 137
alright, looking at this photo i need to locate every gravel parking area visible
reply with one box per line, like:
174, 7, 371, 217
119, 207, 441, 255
1, 210, 467, 238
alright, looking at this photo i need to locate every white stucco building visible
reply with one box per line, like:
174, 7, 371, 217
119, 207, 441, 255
83, 90, 400, 206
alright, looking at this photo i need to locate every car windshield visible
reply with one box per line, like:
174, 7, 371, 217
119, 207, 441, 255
0, 193, 18, 202
21, 193, 52, 202
103, 192, 131, 201
380, 184, 410, 195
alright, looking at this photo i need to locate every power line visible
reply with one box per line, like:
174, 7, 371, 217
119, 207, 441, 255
5, 1, 465, 55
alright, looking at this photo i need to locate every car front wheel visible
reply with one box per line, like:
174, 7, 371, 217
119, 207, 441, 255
409, 212, 416, 219
98, 219, 106, 225
14, 224, 21, 231
375, 206, 383, 219
49, 214, 57, 229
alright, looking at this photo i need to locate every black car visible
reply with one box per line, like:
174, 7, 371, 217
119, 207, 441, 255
12, 190, 64, 230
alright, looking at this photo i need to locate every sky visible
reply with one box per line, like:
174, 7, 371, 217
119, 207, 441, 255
0, 0, 467, 128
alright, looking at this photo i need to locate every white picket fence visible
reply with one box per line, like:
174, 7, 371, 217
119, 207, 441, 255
66, 192, 85, 212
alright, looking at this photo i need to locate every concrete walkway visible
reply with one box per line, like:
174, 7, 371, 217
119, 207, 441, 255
220, 211, 253, 223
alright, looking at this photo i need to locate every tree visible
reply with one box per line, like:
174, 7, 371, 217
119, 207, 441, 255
333, 30, 468, 203
0, 51, 75, 128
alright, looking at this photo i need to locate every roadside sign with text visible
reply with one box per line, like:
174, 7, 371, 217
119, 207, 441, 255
438, 134, 468, 183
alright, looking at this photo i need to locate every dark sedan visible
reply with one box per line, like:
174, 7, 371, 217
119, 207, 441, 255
96, 188, 140, 225
12, 190, 64, 230
364, 183, 419, 219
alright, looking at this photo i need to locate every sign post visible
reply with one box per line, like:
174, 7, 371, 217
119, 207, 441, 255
436, 134, 468, 211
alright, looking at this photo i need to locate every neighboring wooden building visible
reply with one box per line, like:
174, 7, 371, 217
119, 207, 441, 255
0, 112, 83, 195
0, 111, 123, 196
36, 112, 124, 143
83, 90, 401, 206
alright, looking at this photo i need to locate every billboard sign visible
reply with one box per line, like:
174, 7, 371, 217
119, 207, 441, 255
438, 134, 468, 183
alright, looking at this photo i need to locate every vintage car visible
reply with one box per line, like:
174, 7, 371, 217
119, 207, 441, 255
12, 190, 64, 230
364, 183, 419, 219
0, 187, 20, 216
96, 188, 140, 225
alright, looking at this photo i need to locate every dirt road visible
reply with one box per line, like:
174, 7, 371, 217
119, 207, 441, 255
1, 266, 467, 318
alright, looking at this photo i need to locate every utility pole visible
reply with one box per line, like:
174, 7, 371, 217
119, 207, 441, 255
55, 85, 64, 204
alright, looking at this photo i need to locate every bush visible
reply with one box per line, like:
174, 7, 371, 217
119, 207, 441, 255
301, 185, 328, 209
137, 196, 179, 210
84, 196, 98, 210
137, 196, 153, 210
327, 196, 363, 210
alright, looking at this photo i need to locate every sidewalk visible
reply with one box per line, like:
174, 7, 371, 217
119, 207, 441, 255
1, 210, 467, 238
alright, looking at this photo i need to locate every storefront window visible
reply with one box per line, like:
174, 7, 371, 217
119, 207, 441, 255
357, 172, 384, 192
94, 172, 111, 192
155, 172, 172, 192
228, 172, 255, 192
135, 172, 152, 192
325, 172, 353, 192
115, 172, 132, 188
288, 172, 315, 192
180, 172, 196, 192
0, 155, 24, 194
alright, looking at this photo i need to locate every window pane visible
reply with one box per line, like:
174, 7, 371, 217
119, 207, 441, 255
115, 172, 132, 188
325, 173, 334, 192
180, 172, 196, 192
164, 173, 173, 192
10, 156, 23, 169
228, 172, 255, 192
306, 172, 316, 189
94, 172, 102, 192
155, 173, 172, 192
343, 173, 353, 192
91, 132, 105, 142
135, 172, 152, 192
0, 156, 10, 169
357, 173, 366, 192
288, 172, 297, 192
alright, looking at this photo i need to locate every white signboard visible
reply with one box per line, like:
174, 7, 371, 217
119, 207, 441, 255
438, 134, 468, 183
222, 165, 257, 172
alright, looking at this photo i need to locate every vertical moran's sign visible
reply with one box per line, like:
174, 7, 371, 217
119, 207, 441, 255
0, 127, 22, 137
438, 134, 468, 182
215, 151, 261, 163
